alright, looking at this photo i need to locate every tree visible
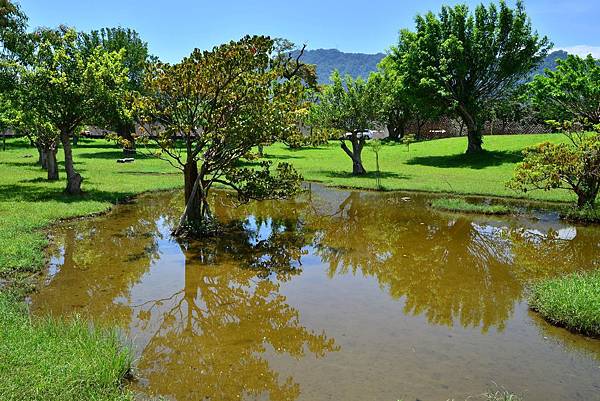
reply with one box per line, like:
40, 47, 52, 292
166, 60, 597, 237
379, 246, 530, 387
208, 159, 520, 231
310, 71, 381, 175
528, 55, 600, 123
0, 0, 28, 151
396, 0, 550, 153
508, 121, 600, 209
79, 27, 150, 152
22, 27, 129, 194
368, 61, 411, 141
134, 35, 305, 233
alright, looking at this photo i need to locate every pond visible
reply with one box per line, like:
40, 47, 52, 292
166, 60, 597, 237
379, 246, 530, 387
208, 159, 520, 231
31, 185, 600, 401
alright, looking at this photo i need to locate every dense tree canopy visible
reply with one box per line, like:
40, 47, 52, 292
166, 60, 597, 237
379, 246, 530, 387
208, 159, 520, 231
393, 0, 550, 153
134, 35, 306, 232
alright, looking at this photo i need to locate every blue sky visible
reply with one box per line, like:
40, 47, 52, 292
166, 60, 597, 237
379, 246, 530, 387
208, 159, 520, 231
21, 0, 600, 63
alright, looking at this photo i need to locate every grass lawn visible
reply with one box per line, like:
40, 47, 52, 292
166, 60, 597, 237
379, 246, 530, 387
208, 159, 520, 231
264, 134, 578, 203
529, 270, 600, 337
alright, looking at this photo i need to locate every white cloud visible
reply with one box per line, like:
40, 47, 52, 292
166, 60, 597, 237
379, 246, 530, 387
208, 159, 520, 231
556, 45, 600, 58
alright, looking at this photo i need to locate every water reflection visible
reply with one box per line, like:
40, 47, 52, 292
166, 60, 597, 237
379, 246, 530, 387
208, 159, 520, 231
32, 187, 600, 401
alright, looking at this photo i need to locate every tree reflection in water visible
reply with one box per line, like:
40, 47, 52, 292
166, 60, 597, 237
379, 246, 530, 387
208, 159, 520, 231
132, 219, 337, 401
307, 190, 598, 332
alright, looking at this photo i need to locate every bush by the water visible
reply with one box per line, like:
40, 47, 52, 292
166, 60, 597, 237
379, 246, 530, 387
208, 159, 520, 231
529, 270, 600, 337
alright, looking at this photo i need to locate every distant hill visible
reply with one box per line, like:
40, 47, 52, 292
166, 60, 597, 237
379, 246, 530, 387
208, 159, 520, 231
298, 49, 385, 84
299, 49, 568, 84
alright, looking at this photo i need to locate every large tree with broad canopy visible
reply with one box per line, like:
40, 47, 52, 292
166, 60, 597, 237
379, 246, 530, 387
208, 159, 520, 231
393, 0, 550, 153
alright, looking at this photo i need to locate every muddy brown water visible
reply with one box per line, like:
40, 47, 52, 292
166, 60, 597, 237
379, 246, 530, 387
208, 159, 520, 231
31, 185, 600, 401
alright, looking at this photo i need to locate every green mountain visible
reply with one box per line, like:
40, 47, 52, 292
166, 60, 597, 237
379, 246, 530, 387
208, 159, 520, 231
298, 49, 385, 84
300, 49, 568, 84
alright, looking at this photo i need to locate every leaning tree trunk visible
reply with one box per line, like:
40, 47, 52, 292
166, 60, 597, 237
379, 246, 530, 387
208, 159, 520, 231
60, 129, 82, 195
340, 137, 366, 175
183, 161, 203, 225
46, 142, 59, 181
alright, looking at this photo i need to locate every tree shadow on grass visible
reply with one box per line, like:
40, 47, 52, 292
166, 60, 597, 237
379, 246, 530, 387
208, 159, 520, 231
0, 183, 139, 204
406, 150, 523, 169
78, 151, 152, 160
322, 170, 410, 180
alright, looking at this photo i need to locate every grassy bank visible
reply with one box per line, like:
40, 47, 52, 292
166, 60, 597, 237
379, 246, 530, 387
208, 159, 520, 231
264, 134, 578, 202
529, 270, 600, 337
0, 138, 180, 400
0, 293, 133, 401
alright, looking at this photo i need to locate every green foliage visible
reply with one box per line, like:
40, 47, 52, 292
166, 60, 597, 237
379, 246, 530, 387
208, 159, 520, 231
79, 27, 150, 142
529, 270, 600, 337
528, 54, 600, 123
430, 198, 510, 215
507, 121, 600, 209
395, 0, 550, 152
311, 70, 381, 134
135, 35, 305, 226
0, 293, 133, 401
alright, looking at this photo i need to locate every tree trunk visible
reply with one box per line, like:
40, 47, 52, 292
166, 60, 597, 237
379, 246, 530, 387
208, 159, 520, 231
459, 107, 483, 154
60, 129, 83, 195
184, 161, 203, 226
387, 123, 405, 141
46, 144, 59, 181
577, 185, 599, 209
257, 144, 264, 158
40, 146, 48, 170
2, 131, 5, 151
119, 123, 136, 155
340, 137, 366, 175
72, 134, 78, 146
466, 126, 483, 153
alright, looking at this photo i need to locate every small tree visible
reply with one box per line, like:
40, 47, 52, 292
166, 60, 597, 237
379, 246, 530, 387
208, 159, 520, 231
508, 121, 600, 209
528, 55, 600, 123
310, 71, 381, 175
22, 27, 128, 194
397, 0, 550, 153
134, 36, 305, 234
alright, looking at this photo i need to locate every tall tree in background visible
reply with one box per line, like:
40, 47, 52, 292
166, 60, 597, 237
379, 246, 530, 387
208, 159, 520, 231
310, 71, 381, 175
528, 55, 600, 124
22, 27, 129, 194
0, 0, 28, 151
134, 35, 305, 233
396, 0, 550, 153
80, 27, 149, 152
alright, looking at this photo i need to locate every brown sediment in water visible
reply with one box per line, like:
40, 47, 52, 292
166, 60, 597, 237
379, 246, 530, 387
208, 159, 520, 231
31, 185, 600, 401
